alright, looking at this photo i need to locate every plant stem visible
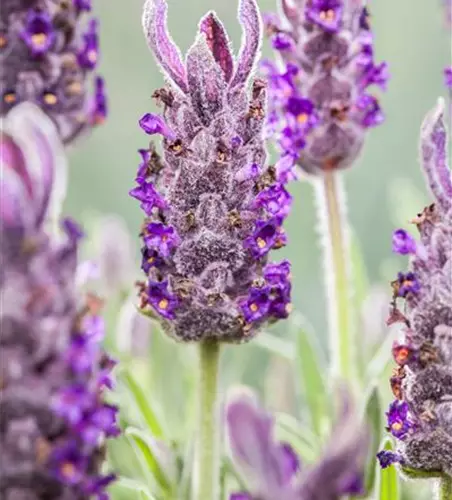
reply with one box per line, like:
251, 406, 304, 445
440, 475, 452, 500
196, 340, 221, 500
315, 171, 354, 380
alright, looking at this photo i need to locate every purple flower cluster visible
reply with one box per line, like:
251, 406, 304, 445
377, 100, 452, 475
226, 387, 367, 500
130, 0, 292, 342
0, 104, 118, 498
263, 1, 388, 175
0, 0, 107, 144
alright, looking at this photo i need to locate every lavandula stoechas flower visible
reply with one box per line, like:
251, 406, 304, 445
377, 99, 452, 476
131, 0, 292, 342
263, 0, 388, 175
0, 0, 107, 145
227, 387, 367, 500
0, 104, 118, 498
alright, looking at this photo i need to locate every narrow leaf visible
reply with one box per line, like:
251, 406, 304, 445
126, 427, 172, 494
253, 330, 294, 360
119, 369, 165, 438
292, 315, 328, 436
363, 386, 382, 495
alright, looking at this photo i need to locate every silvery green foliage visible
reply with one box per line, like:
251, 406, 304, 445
130, 0, 292, 343
380, 98, 452, 476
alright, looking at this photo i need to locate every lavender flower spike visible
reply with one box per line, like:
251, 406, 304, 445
263, 0, 388, 175
0, 0, 107, 144
132, 0, 292, 342
0, 104, 118, 498
226, 386, 368, 500
378, 100, 452, 478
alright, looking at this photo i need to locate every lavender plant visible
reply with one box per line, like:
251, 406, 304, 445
0, 104, 118, 498
129, 0, 295, 496
0, 0, 107, 144
262, 0, 389, 381
377, 99, 452, 497
226, 387, 368, 500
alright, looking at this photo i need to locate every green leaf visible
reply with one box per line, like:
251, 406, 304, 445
126, 427, 172, 495
292, 314, 328, 436
363, 386, 382, 495
119, 370, 165, 438
377, 440, 400, 500
110, 477, 154, 500
253, 331, 295, 360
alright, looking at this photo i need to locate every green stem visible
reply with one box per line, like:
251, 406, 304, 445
316, 171, 353, 380
196, 340, 221, 500
440, 475, 452, 500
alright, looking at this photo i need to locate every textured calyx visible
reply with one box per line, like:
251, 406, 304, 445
263, 0, 389, 175
378, 99, 452, 476
0, 0, 107, 144
130, 0, 292, 343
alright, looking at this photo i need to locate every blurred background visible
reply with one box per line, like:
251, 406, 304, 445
65, 1, 450, 498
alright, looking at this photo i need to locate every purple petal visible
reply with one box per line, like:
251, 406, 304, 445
230, 494, 253, 500
1, 103, 67, 229
230, 0, 263, 88
139, 113, 176, 140
186, 35, 227, 126
419, 97, 452, 210
200, 12, 234, 82
142, 0, 188, 93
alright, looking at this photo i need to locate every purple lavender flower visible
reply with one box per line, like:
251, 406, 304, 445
379, 99, 452, 477
131, 0, 292, 342
226, 387, 367, 499
263, 1, 388, 175
0, 0, 107, 144
0, 104, 117, 498
445, 66, 452, 89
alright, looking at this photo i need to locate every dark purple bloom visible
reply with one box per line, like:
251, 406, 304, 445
386, 401, 414, 440
77, 20, 99, 70
264, 1, 388, 174
394, 272, 421, 297
129, 181, 167, 215
306, 0, 343, 33
147, 280, 179, 319
1, 1, 107, 144
21, 10, 55, 56
376, 450, 402, 469
253, 185, 292, 218
144, 222, 180, 257
245, 218, 286, 258
131, 0, 292, 342
139, 113, 176, 140
240, 287, 271, 322
392, 229, 417, 255
141, 247, 164, 274
91, 77, 108, 125
0, 105, 117, 498
74, 0, 92, 11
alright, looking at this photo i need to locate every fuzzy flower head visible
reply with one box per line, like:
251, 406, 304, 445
130, 0, 292, 343
0, 104, 117, 498
263, 0, 388, 176
378, 99, 452, 476
226, 386, 367, 500
0, 0, 107, 144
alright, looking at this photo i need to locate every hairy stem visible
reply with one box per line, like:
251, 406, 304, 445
196, 340, 221, 500
440, 475, 452, 500
315, 171, 354, 380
